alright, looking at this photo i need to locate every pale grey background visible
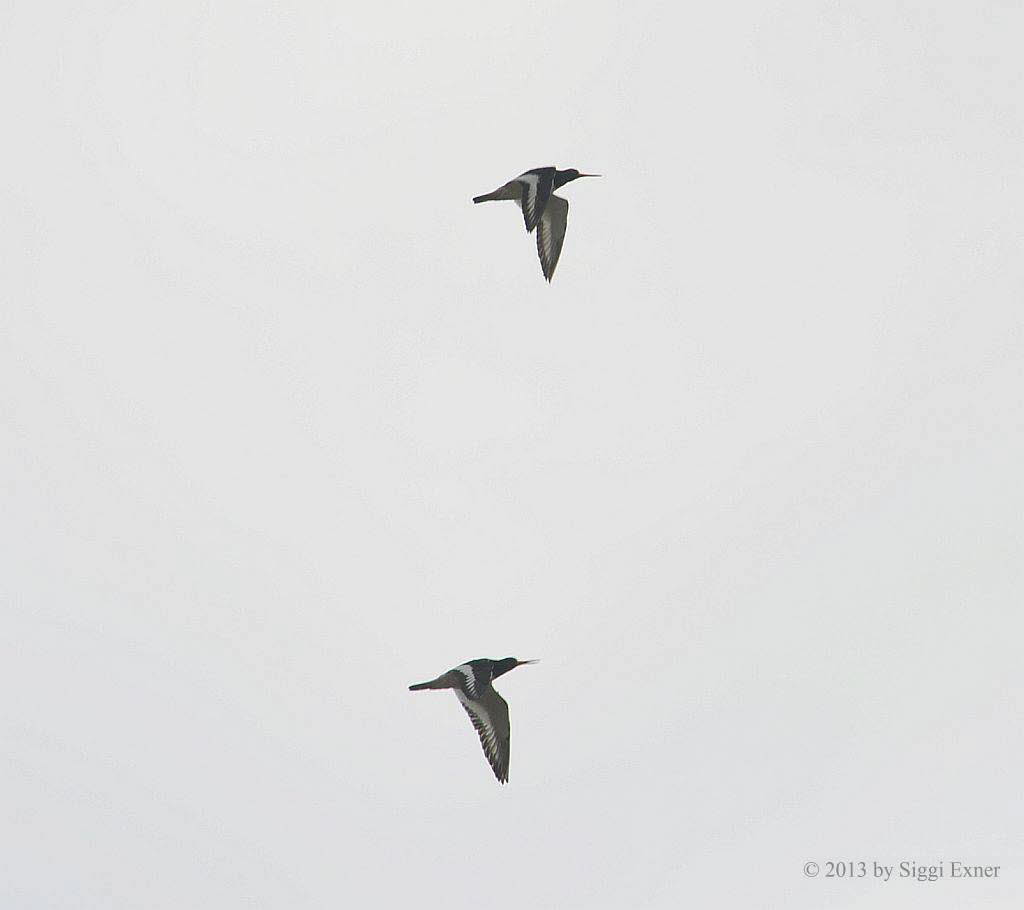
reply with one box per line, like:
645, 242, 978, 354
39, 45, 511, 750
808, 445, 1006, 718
2, 2, 1022, 908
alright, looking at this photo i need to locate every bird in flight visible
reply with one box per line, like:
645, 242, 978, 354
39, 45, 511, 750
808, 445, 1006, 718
409, 657, 537, 783
473, 166, 599, 281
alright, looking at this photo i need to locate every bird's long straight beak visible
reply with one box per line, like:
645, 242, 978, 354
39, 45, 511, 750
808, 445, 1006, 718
518, 659, 539, 666
579, 173, 601, 178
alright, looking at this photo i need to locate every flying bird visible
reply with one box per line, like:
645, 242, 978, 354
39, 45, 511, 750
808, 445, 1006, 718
473, 166, 599, 281
409, 657, 537, 783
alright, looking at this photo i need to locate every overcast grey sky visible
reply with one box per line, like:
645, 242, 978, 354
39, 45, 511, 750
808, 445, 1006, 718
3, 2, 1022, 908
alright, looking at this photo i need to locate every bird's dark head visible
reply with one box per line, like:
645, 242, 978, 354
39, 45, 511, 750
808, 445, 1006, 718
492, 657, 539, 679
555, 168, 601, 188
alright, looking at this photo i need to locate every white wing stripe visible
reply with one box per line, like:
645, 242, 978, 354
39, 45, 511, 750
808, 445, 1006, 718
456, 690, 496, 750
454, 664, 476, 696
516, 173, 541, 228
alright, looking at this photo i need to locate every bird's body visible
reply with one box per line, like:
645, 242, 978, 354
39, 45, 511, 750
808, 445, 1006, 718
409, 657, 537, 783
473, 166, 598, 281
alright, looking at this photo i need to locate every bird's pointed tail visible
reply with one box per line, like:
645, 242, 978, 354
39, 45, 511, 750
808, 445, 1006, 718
409, 675, 449, 691
472, 192, 496, 204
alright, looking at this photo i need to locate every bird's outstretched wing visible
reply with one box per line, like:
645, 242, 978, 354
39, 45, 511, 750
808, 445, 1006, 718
516, 169, 554, 233
536, 194, 569, 282
456, 688, 511, 783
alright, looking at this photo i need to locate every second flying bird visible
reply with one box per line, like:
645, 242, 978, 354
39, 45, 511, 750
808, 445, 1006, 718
473, 166, 599, 281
